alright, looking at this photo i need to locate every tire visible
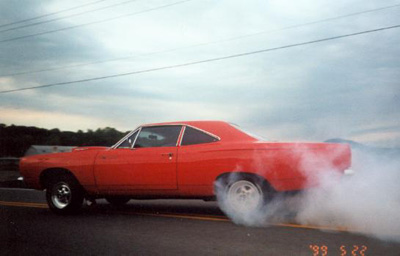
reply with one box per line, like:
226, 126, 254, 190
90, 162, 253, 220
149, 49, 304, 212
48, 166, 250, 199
215, 174, 272, 223
106, 197, 130, 207
46, 174, 84, 215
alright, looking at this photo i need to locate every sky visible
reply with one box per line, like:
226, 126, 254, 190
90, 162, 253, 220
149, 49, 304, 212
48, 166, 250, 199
0, 0, 399, 147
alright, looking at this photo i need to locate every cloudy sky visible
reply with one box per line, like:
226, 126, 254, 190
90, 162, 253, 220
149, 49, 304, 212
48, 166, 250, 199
0, 0, 399, 147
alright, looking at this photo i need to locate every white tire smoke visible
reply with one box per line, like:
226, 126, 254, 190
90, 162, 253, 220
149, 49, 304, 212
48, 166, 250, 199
215, 148, 400, 242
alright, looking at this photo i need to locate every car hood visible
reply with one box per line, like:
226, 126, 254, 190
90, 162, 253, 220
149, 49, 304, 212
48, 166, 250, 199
72, 146, 109, 152
21, 146, 109, 161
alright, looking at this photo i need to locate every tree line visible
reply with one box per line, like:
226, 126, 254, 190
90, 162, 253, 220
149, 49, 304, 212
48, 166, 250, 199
0, 124, 128, 157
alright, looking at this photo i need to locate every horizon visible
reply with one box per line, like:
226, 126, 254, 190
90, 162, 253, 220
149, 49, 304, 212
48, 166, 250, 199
2, 122, 400, 150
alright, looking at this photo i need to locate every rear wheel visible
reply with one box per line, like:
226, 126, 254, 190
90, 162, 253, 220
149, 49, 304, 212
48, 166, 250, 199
226, 180, 263, 214
106, 197, 130, 207
46, 174, 84, 215
216, 174, 273, 223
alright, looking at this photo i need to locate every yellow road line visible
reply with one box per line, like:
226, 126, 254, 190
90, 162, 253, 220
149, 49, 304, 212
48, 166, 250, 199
0, 200, 48, 208
134, 212, 348, 232
273, 222, 348, 232
0, 200, 349, 232
125, 211, 230, 222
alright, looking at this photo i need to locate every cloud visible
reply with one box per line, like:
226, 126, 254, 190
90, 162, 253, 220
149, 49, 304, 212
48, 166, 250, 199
0, 0, 399, 146
0, 107, 112, 131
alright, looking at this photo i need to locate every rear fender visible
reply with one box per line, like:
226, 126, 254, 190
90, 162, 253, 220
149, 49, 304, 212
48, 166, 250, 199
215, 172, 276, 192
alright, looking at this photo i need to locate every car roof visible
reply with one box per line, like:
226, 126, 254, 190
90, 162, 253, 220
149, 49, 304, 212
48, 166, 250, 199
141, 120, 256, 142
142, 120, 225, 127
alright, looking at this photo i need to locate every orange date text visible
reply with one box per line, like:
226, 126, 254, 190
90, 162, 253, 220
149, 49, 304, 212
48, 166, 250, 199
309, 244, 368, 256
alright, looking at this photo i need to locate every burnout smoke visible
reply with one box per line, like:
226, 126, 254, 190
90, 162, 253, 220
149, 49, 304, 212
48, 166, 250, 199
297, 148, 400, 242
215, 147, 400, 242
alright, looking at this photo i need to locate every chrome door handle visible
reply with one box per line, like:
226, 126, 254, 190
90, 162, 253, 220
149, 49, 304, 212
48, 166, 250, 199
161, 153, 173, 159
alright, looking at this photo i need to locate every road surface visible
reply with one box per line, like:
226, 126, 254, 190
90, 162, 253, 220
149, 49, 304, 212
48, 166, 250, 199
0, 188, 399, 255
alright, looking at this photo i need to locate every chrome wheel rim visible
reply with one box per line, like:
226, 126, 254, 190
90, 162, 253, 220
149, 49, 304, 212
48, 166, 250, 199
51, 183, 71, 209
227, 180, 262, 213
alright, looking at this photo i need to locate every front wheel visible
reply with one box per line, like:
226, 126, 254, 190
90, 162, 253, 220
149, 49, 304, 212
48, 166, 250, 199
46, 175, 84, 215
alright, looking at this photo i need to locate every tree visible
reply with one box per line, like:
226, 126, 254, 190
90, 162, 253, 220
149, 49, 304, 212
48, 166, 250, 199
0, 124, 126, 157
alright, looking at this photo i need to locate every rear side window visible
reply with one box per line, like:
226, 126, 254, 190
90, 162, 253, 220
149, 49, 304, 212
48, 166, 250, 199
181, 126, 218, 146
134, 126, 181, 148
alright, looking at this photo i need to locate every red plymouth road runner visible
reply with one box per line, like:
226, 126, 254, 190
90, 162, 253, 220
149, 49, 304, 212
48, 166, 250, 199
19, 121, 351, 215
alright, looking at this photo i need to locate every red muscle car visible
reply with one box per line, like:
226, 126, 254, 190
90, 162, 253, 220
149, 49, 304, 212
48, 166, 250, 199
19, 121, 351, 216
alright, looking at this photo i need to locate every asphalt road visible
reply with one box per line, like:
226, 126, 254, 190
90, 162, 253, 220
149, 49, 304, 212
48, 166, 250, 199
0, 188, 399, 256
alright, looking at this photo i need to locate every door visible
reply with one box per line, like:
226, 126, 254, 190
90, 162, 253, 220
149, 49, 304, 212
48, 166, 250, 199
94, 130, 139, 191
94, 126, 182, 192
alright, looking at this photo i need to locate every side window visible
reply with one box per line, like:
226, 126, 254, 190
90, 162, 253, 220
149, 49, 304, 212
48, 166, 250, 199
117, 130, 138, 149
134, 126, 181, 148
181, 126, 218, 146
